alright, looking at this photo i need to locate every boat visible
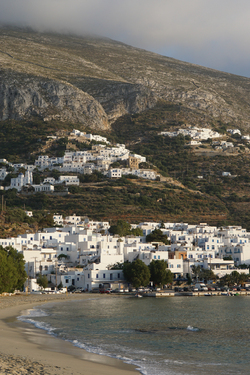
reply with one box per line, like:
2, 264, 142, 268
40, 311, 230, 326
135, 293, 143, 298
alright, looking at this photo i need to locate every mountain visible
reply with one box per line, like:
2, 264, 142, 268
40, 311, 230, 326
1, 26, 250, 131
2, 27, 250, 232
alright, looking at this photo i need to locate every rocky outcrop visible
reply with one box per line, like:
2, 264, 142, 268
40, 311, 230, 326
70, 77, 157, 122
0, 74, 110, 130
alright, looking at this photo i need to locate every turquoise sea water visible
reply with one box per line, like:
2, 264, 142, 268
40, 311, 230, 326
19, 296, 250, 375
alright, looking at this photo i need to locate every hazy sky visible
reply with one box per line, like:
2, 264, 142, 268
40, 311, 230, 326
1, 0, 250, 77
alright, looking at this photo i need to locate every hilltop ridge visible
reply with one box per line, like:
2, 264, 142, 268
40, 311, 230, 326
1, 26, 250, 131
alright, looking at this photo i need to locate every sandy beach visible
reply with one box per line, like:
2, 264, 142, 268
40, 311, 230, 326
0, 293, 139, 375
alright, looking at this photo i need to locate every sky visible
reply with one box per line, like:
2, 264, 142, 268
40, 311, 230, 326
0, 0, 250, 77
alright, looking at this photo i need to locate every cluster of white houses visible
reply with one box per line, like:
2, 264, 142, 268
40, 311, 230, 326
0, 130, 159, 192
160, 127, 250, 150
0, 216, 249, 292
160, 127, 222, 140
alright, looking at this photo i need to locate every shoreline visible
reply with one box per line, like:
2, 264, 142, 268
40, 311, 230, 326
0, 294, 139, 375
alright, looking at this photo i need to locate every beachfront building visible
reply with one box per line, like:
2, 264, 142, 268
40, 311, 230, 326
2, 217, 250, 291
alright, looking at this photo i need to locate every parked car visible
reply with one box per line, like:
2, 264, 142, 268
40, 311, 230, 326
99, 290, 109, 294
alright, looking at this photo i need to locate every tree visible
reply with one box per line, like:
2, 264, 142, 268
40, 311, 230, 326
229, 271, 248, 285
149, 260, 173, 287
160, 221, 165, 229
191, 265, 201, 280
123, 260, 150, 288
37, 274, 48, 289
187, 273, 192, 285
146, 229, 170, 245
223, 255, 233, 261
0, 246, 27, 293
191, 265, 216, 282
109, 220, 143, 237
130, 227, 143, 236
6, 246, 27, 290
109, 262, 124, 270
199, 268, 216, 283
109, 220, 131, 236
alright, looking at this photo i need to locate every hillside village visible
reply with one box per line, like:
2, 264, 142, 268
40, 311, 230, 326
160, 126, 250, 152
1, 126, 249, 194
1, 213, 250, 292
0, 129, 159, 193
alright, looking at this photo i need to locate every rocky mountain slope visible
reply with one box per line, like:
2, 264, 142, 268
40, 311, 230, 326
1, 27, 250, 131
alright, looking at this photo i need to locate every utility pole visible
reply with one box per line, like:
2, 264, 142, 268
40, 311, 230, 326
33, 257, 38, 278
55, 260, 58, 291
27, 261, 30, 294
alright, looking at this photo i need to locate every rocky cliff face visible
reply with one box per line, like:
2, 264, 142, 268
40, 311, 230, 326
71, 77, 157, 122
0, 73, 110, 130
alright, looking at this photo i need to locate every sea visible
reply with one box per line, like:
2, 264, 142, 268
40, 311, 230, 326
18, 295, 250, 375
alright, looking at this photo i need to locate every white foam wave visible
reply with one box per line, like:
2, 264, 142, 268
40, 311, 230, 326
18, 308, 49, 319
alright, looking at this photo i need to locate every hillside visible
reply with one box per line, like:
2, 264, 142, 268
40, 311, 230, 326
1, 26, 250, 130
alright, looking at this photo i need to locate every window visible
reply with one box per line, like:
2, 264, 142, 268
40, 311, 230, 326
118, 273, 120, 278
66, 279, 69, 283
177, 264, 181, 268
88, 274, 90, 278
96, 274, 98, 279
103, 273, 106, 279
158, 256, 160, 259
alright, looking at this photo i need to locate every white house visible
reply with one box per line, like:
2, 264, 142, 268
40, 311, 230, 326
33, 184, 54, 193
108, 169, 122, 178
7, 171, 33, 192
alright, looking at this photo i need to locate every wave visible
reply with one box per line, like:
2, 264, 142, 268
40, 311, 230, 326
17, 308, 58, 335
17, 306, 197, 375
